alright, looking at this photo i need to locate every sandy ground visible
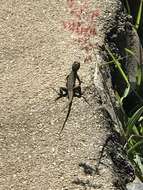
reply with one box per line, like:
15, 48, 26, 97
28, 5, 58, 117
0, 0, 120, 189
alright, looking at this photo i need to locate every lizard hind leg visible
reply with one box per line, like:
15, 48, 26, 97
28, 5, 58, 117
74, 86, 91, 107
54, 87, 68, 101
73, 86, 92, 108
73, 85, 82, 98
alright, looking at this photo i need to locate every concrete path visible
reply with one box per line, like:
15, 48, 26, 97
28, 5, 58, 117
0, 1, 120, 189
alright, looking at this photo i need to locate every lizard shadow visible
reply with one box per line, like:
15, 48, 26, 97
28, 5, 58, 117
72, 177, 101, 190
75, 131, 135, 189
71, 162, 102, 190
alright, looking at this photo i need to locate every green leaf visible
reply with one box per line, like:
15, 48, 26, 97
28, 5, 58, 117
125, 48, 135, 57
128, 140, 143, 154
105, 46, 130, 105
127, 105, 143, 136
125, 0, 131, 14
135, 0, 143, 30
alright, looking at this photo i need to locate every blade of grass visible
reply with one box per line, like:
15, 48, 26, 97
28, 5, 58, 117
132, 125, 140, 136
125, 48, 135, 57
126, 105, 143, 136
125, 0, 131, 15
124, 134, 143, 149
100, 55, 130, 67
135, 0, 143, 30
136, 63, 142, 86
128, 140, 143, 154
105, 46, 130, 105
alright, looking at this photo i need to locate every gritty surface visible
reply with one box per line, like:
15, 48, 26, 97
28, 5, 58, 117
0, 0, 120, 189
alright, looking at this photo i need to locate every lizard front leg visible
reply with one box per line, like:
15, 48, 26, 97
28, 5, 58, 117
76, 74, 82, 85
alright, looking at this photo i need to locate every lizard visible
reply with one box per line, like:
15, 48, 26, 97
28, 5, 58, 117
56, 61, 81, 136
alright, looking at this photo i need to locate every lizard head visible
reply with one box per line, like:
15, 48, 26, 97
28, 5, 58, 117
72, 61, 80, 71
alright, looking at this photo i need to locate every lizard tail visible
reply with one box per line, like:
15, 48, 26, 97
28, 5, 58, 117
58, 101, 72, 136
